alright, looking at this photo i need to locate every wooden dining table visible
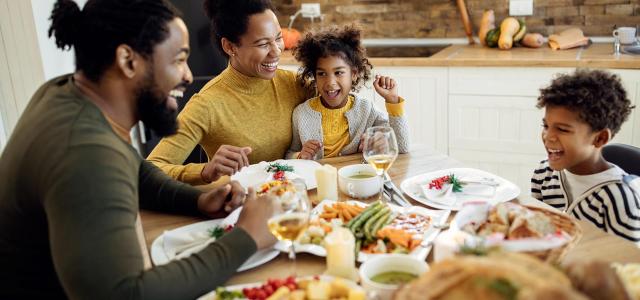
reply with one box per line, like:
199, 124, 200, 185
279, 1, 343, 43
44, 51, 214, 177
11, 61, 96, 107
140, 147, 640, 286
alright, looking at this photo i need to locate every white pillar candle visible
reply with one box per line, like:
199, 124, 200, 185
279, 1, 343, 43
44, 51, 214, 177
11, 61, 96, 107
315, 164, 338, 201
324, 227, 358, 281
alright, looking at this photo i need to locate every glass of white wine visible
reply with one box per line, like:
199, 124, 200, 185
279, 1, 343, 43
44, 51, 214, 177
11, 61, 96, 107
362, 126, 398, 202
266, 179, 311, 275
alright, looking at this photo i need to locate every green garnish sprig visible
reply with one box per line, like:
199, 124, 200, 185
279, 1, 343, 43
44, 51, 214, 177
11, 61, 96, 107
266, 162, 294, 173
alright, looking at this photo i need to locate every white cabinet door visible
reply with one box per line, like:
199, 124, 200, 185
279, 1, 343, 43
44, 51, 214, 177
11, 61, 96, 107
447, 67, 571, 193
609, 69, 640, 146
372, 67, 448, 154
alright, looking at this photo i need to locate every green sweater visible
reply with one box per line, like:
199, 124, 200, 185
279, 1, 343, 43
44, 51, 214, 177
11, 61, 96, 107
0, 75, 257, 299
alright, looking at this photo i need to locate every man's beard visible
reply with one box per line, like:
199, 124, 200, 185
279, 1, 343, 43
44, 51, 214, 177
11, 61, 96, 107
136, 73, 179, 137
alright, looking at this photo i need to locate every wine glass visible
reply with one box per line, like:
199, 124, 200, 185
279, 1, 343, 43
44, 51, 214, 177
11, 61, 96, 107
266, 179, 311, 275
362, 126, 399, 202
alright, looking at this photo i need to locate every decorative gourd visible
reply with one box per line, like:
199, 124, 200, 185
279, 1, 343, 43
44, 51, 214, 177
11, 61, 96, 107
478, 10, 495, 46
485, 28, 501, 48
521, 33, 544, 48
282, 28, 301, 50
513, 19, 527, 43
498, 17, 520, 50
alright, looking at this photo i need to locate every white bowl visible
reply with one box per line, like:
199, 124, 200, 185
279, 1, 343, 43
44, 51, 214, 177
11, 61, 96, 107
358, 254, 428, 300
338, 164, 381, 199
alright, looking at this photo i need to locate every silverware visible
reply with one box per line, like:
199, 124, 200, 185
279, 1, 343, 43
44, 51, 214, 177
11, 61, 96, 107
383, 172, 412, 207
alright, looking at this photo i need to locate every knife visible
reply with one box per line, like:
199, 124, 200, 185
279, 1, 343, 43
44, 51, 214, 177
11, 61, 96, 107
383, 173, 412, 207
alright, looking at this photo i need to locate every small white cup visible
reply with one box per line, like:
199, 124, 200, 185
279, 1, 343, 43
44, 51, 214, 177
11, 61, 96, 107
359, 254, 428, 300
613, 27, 637, 45
338, 164, 381, 199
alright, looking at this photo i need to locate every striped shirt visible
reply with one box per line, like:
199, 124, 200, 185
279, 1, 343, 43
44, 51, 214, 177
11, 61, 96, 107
531, 160, 640, 243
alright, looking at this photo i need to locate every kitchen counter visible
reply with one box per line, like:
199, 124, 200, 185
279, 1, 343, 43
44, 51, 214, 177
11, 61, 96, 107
281, 43, 640, 69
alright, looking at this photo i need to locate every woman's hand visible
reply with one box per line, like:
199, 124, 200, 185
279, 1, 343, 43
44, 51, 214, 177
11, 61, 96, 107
373, 75, 399, 104
298, 140, 322, 160
201, 145, 252, 183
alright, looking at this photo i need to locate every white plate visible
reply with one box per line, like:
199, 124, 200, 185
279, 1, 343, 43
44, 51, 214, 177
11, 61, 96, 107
274, 199, 450, 262
231, 159, 321, 190
400, 168, 520, 211
197, 275, 361, 300
150, 217, 279, 272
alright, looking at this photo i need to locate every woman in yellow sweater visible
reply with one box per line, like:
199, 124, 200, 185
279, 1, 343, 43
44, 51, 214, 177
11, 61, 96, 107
148, 0, 310, 185
287, 25, 410, 160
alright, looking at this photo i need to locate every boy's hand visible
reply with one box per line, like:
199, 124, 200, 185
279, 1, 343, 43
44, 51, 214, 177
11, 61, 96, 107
298, 140, 322, 160
201, 145, 252, 183
373, 75, 399, 104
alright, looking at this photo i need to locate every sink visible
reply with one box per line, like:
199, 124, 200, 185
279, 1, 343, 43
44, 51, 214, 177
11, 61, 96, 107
622, 45, 640, 55
365, 45, 450, 58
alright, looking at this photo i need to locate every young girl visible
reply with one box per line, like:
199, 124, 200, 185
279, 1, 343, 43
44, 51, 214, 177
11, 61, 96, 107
287, 25, 409, 159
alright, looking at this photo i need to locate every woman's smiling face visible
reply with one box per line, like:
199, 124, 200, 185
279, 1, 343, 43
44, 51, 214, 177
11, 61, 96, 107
228, 9, 284, 80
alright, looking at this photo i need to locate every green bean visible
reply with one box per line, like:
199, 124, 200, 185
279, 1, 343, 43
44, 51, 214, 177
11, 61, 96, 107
371, 212, 396, 239
364, 207, 390, 241
349, 203, 383, 232
346, 202, 381, 229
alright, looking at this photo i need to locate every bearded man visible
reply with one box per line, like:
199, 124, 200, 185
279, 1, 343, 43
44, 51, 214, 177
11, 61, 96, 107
0, 0, 276, 299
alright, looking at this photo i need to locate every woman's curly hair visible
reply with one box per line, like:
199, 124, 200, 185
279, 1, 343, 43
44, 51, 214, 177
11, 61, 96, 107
537, 69, 634, 136
293, 24, 372, 92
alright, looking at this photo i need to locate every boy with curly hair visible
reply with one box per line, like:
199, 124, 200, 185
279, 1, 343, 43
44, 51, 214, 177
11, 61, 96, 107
531, 69, 639, 243
287, 24, 409, 159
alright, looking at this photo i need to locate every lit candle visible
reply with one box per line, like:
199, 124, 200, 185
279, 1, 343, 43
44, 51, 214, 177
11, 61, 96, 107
325, 227, 358, 281
315, 164, 338, 201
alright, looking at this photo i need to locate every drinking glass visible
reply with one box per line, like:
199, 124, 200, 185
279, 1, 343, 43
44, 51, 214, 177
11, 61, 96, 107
362, 126, 399, 202
266, 179, 311, 275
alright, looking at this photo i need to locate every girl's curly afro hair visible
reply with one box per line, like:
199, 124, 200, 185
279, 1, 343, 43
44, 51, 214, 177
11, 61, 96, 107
293, 24, 372, 92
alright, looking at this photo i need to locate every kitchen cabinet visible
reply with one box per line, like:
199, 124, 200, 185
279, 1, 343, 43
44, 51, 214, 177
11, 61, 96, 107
280, 63, 640, 193
448, 67, 639, 193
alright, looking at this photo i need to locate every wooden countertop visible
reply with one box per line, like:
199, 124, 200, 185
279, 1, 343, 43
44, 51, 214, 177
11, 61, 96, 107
280, 43, 640, 69
141, 148, 640, 287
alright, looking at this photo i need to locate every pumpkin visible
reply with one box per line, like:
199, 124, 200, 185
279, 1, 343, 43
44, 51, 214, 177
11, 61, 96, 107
282, 28, 301, 50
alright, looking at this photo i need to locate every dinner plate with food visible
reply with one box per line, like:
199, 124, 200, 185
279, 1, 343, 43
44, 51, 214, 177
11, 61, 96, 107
400, 168, 520, 210
197, 275, 364, 300
231, 159, 321, 190
274, 199, 450, 262
150, 209, 280, 271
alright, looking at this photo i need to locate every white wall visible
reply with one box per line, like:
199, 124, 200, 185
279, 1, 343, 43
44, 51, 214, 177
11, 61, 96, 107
0, 0, 44, 148
31, 0, 86, 80
0, 0, 86, 150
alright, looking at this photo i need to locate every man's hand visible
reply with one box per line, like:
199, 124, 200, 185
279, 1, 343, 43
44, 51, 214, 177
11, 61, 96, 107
197, 181, 246, 218
297, 140, 322, 160
201, 145, 252, 183
373, 75, 398, 104
235, 189, 278, 249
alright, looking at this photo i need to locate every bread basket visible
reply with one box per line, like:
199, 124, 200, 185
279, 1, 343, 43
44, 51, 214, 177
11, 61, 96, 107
520, 205, 582, 263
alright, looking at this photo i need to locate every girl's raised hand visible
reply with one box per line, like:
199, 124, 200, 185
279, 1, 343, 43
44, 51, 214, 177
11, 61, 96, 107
373, 75, 399, 103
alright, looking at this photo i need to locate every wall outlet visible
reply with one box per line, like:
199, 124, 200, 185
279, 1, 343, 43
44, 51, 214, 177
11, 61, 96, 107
301, 3, 321, 18
509, 0, 533, 16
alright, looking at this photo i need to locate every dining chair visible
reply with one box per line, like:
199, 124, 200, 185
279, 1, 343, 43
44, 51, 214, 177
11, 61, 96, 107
602, 143, 640, 176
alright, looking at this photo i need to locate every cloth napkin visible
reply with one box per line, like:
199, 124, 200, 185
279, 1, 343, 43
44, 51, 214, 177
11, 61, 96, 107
548, 27, 590, 50
421, 181, 497, 206
162, 208, 242, 260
